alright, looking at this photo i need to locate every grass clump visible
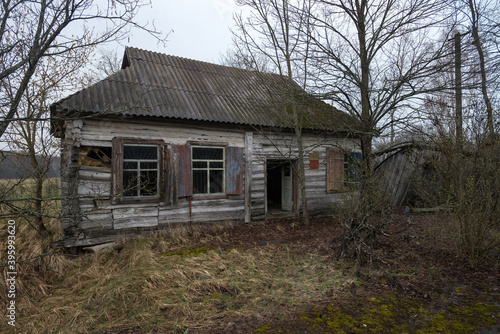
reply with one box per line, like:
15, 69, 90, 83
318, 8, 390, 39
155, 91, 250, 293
2, 223, 350, 333
160, 247, 211, 257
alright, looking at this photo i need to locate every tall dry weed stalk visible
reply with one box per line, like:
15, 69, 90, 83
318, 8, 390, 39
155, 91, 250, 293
418, 136, 500, 267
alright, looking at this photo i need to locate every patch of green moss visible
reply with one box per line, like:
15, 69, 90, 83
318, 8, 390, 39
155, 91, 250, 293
160, 247, 211, 257
263, 293, 499, 333
201, 292, 223, 302
254, 324, 271, 333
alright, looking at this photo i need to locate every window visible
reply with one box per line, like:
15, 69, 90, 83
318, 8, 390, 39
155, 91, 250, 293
345, 152, 362, 189
123, 145, 159, 197
192, 146, 225, 194
326, 148, 362, 193
112, 138, 166, 202
112, 139, 242, 202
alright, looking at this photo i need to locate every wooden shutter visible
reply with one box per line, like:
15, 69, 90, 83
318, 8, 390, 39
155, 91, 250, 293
326, 148, 344, 193
174, 144, 192, 197
111, 138, 124, 200
226, 146, 244, 195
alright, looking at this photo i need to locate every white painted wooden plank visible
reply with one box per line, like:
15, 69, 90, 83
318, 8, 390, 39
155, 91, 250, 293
78, 180, 111, 196
114, 216, 159, 229
79, 140, 113, 147
191, 205, 245, 213
113, 206, 159, 220
82, 119, 246, 147
81, 217, 113, 230
79, 169, 112, 181
245, 131, 253, 223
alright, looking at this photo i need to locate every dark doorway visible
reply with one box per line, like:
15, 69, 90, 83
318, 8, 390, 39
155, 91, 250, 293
266, 160, 294, 214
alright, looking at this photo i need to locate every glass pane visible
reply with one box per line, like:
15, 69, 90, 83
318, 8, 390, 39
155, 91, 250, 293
140, 171, 158, 196
193, 161, 207, 169
192, 147, 223, 160
124, 145, 157, 160
209, 170, 223, 193
140, 161, 157, 169
123, 171, 138, 196
123, 161, 137, 170
193, 170, 208, 194
210, 161, 223, 168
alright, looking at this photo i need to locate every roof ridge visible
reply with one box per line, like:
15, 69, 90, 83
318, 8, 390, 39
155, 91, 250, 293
125, 46, 282, 79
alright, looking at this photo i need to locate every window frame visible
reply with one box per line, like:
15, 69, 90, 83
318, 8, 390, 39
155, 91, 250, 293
122, 144, 160, 198
191, 145, 226, 195
326, 148, 362, 193
112, 138, 166, 203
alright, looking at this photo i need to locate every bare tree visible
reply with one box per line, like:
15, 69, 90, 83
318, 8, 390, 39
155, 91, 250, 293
93, 47, 123, 80
0, 0, 166, 139
0, 42, 94, 234
456, 0, 500, 137
305, 0, 455, 262
233, 0, 316, 223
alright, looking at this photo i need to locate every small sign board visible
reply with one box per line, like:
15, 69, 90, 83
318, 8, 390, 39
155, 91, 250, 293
309, 153, 320, 169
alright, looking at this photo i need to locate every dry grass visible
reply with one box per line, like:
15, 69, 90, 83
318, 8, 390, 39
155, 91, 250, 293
1, 214, 498, 333
0, 221, 354, 333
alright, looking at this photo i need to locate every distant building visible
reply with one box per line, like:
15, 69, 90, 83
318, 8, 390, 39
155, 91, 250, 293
0, 151, 60, 179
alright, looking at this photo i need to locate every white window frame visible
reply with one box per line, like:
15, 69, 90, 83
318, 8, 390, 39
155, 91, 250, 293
123, 144, 160, 198
191, 146, 225, 194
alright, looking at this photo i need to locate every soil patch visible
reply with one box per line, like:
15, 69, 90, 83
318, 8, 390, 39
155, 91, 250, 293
183, 212, 499, 334
92, 211, 498, 334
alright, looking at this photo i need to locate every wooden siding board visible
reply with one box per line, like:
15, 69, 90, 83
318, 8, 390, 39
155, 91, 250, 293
78, 180, 111, 197
244, 132, 253, 223
114, 217, 159, 230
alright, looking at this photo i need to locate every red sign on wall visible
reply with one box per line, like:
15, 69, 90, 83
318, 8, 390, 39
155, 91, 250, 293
309, 153, 319, 169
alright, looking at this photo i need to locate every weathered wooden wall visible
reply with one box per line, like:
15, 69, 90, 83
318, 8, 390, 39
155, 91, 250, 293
374, 146, 420, 206
251, 132, 358, 217
55, 117, 360, 248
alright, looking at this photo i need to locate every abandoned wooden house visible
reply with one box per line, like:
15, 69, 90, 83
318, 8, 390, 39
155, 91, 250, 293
50, 47, 361, 248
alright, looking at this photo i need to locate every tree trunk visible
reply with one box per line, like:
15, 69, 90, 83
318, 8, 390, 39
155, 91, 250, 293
28, 143, 48, 235
468, 0, 495, 137
295, 122, 310, 224
34, 175, 48, 234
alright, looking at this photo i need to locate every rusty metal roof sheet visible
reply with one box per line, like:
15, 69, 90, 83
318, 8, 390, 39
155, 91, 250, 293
53, 47, 354, 131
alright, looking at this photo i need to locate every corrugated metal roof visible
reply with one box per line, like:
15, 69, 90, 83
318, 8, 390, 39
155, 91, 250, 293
53, 47, 354, 131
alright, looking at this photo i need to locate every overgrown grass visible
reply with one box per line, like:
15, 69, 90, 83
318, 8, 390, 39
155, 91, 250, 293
0, 223, 354, 333
1, 177, 61, 199
1, 215, 498, 333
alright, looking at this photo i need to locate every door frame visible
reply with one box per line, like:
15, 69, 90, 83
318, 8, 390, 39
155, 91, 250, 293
264, 158, 299, 218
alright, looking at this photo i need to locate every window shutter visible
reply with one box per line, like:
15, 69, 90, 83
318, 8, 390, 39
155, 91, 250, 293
174, 144, 192, 197
112, 138, 124, 199
326, 148, 344, 193
225, 146, 244, 195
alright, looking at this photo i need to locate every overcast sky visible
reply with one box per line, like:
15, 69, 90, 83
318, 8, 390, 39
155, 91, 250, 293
121, 0, 241, 63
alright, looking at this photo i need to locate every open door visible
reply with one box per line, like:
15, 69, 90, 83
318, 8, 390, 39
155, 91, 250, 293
281, 164, 293, 211
266, 160, 295, 215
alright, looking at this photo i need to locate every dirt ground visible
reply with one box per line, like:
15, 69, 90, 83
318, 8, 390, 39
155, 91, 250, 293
103, 210, 499, 334
189, 210, 500, 334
